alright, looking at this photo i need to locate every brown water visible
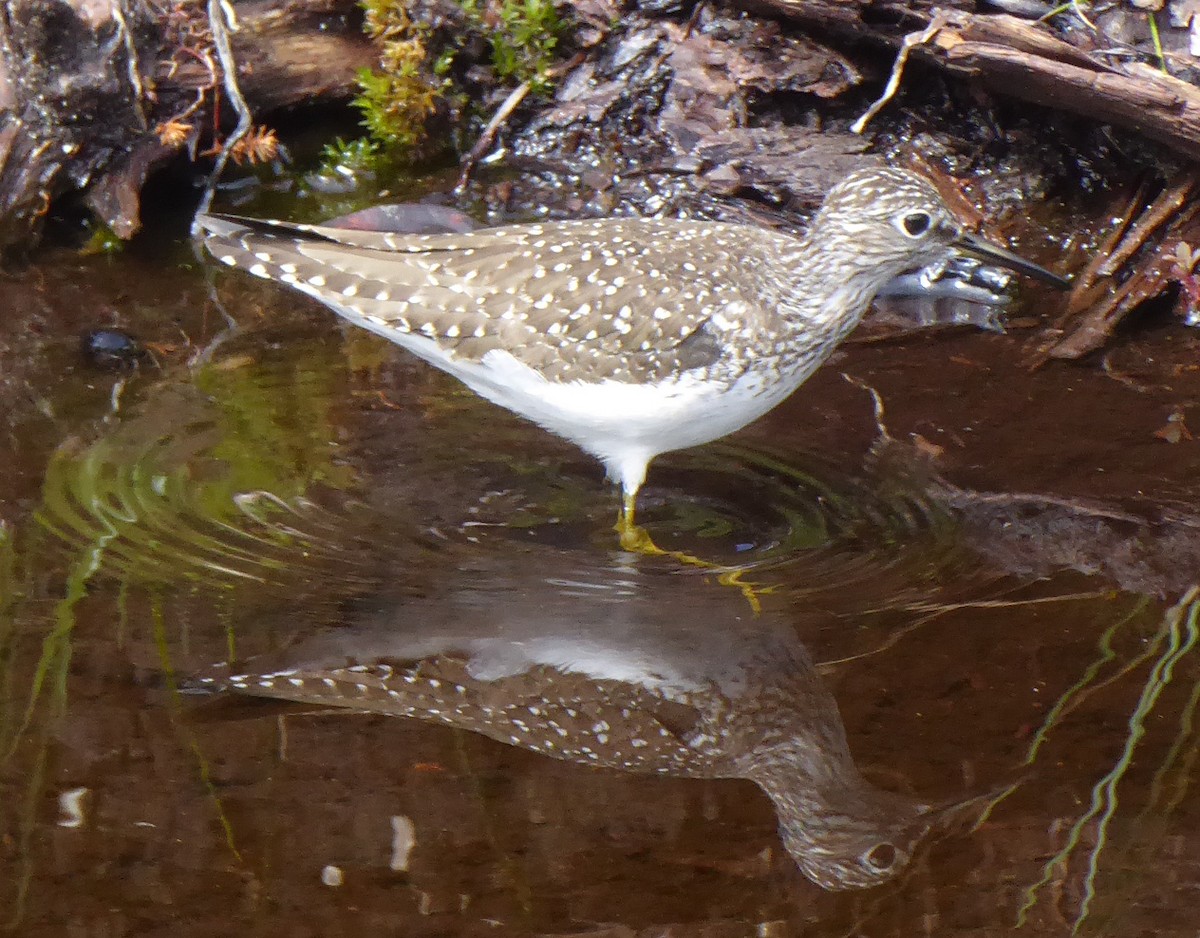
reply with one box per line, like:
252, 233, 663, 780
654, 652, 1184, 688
3, 227, 1200, 936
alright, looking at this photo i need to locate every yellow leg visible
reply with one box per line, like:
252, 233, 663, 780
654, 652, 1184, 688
615, 491, 657, 552
612, 489, 769, 614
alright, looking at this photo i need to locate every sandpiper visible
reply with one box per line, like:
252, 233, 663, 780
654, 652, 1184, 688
196, 166, 1066, 548
195, 549, 935, 889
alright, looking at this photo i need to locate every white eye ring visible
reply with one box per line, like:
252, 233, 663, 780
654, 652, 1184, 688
862, 842, 899, 872
896, 211, 933, 238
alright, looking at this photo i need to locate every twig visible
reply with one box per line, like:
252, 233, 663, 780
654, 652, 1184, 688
112, 0, 147, 127
1070, 0, 1098, 30
682, 0, 706, 39
456, 80, 532, 193
455, 51, 586, 193
1097, 176, 1196, 278
192, 0, 253, 229
852, 19, 945, 135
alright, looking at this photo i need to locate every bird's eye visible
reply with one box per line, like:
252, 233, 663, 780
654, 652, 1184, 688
863, 842, 899, 872
899, 211, 932, 237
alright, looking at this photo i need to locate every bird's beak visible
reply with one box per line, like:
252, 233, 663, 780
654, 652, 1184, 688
952, 230, 1071, 290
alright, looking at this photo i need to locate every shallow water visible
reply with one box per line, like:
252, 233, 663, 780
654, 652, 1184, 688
3, 220, 1200, 936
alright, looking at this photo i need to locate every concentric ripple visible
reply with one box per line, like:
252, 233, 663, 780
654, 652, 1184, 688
36, 359, 376, 592
35, 345, 975, 604
413, 438, 973, 600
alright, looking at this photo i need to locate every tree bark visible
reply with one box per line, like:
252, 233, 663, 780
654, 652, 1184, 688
0, 0, 372, 257
4, 0, 1200, 258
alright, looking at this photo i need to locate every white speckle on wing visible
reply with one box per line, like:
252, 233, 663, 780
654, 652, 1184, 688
201, 167, 975, 511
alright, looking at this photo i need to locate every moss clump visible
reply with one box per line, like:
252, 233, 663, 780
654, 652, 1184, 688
318, 136, 385, 175
463, 0, 565, 93
80, 222, 125, 256
354, 1, 444, 153
352, 0, 568, 156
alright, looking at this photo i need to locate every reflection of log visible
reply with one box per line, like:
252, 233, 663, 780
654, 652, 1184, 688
0, 0, 370, 255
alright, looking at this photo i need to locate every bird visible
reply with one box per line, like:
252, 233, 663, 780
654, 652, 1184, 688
195, 166, 1067, 550
193, 548, 937, 890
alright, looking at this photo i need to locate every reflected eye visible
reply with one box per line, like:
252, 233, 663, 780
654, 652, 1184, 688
900, 211, 932, 237
863, 842, 899, 872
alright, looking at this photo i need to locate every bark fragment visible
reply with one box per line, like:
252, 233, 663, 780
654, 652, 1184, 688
0, 0, 370, 256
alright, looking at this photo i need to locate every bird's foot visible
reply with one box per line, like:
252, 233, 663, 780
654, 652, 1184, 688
716, 568, 773, 615
616, 517, 659, 553
614, 512, 769, 614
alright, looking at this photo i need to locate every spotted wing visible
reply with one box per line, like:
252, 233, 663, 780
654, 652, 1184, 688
204, 655, 718, 777
198, 214, 783, 382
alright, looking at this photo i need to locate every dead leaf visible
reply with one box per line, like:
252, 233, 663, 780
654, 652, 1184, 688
1154, 408, 1194, 443
911, 433, 947, 460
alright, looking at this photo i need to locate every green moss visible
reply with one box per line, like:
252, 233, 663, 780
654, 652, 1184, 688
351, 0, 568, 155
359, 4, 442, 148
485, 0, 565, 92
353, 0, 446, 154
80, 223, 125, 256
318, 135, 385, 176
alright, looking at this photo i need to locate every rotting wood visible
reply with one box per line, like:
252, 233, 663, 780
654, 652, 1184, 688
5, 0, 1200, 314
0, 0, 370, 256
830, 7, 1200, 162
942, 17, 1200, 162
1046, 173, 1200, 359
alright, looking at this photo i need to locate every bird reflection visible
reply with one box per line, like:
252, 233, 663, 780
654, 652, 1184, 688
199, 547, 933, 890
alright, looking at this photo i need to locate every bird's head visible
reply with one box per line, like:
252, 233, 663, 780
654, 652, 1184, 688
772, 782, 933, 890
814, 166, 1068, 290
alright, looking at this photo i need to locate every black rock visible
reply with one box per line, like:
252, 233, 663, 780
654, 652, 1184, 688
81, 327, 144, 370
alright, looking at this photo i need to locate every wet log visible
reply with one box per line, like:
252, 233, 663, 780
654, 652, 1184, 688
933, 12, 1200, 163
742, 0, 966, 33
737, 2, 1200, 162
0, 0, 371, 257
6, 0, 1200, 265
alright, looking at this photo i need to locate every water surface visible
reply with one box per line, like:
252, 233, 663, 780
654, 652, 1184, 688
2, 226, 1200, 936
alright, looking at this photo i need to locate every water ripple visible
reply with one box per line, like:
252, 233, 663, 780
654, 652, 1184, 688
35, 352, 974, 605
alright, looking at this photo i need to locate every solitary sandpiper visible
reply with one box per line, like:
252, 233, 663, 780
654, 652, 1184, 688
195, 548, 935, 889
197, 166, 1066, 548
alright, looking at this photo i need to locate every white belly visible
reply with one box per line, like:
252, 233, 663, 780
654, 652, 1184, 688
458, 349, 810, 491
354, 323, 817, 494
